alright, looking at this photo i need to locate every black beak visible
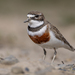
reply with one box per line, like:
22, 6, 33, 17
24, 18, 31, 23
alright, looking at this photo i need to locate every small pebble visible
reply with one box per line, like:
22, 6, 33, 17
25, 67, 29, 72
11, 67, 24, 74
59, 64, 75, 72
0, 68, 9, 75
72, 68, 75, 71
0, 55, 19, 65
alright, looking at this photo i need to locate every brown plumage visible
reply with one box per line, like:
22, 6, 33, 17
49, 22, 75, 51
28, 11, 45, 21
29, 25, 50, 44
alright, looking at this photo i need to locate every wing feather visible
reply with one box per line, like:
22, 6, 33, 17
46, 21, 75, 51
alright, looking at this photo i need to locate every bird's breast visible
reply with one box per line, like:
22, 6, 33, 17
28, 31, 50, 44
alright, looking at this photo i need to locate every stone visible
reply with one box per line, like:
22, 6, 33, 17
25, 67, 30, 72
0, 55, 19, 65
11, 67, 25, 74
0, 68, 9, 75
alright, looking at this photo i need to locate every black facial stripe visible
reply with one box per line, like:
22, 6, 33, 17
28, 24, 45, 32
31, 17, 44, 21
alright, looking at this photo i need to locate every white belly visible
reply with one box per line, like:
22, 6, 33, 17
38, 31, 65, 49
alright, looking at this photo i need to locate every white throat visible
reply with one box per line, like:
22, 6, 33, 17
28, 20, 44, 28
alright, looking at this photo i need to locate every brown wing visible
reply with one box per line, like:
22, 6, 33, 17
47, 21, 75, 51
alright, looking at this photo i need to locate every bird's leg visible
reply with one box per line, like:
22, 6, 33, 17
43, 48, 47, 60
51, 48, 57, 65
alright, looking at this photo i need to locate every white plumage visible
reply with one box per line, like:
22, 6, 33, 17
27, 25, 47, 37
39, 30, 71, 50
28, 20, 44, 28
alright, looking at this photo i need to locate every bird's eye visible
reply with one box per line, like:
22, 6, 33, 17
35, 15, 39, 17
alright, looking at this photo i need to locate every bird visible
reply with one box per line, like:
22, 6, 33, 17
24, 11, 75, 64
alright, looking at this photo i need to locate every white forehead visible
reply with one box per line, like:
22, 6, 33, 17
27, 14, 35, 17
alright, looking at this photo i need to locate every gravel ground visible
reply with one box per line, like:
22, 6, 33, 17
0, 47, 75, 75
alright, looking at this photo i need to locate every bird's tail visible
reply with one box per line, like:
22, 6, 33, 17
67, 44, 75, 52
70, 46, 75, 51
72, 48, 75, 51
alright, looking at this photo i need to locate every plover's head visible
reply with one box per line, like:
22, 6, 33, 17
24, 11, 45, 24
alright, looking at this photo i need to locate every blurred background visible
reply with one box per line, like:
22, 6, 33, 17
0, 0, 75, 63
